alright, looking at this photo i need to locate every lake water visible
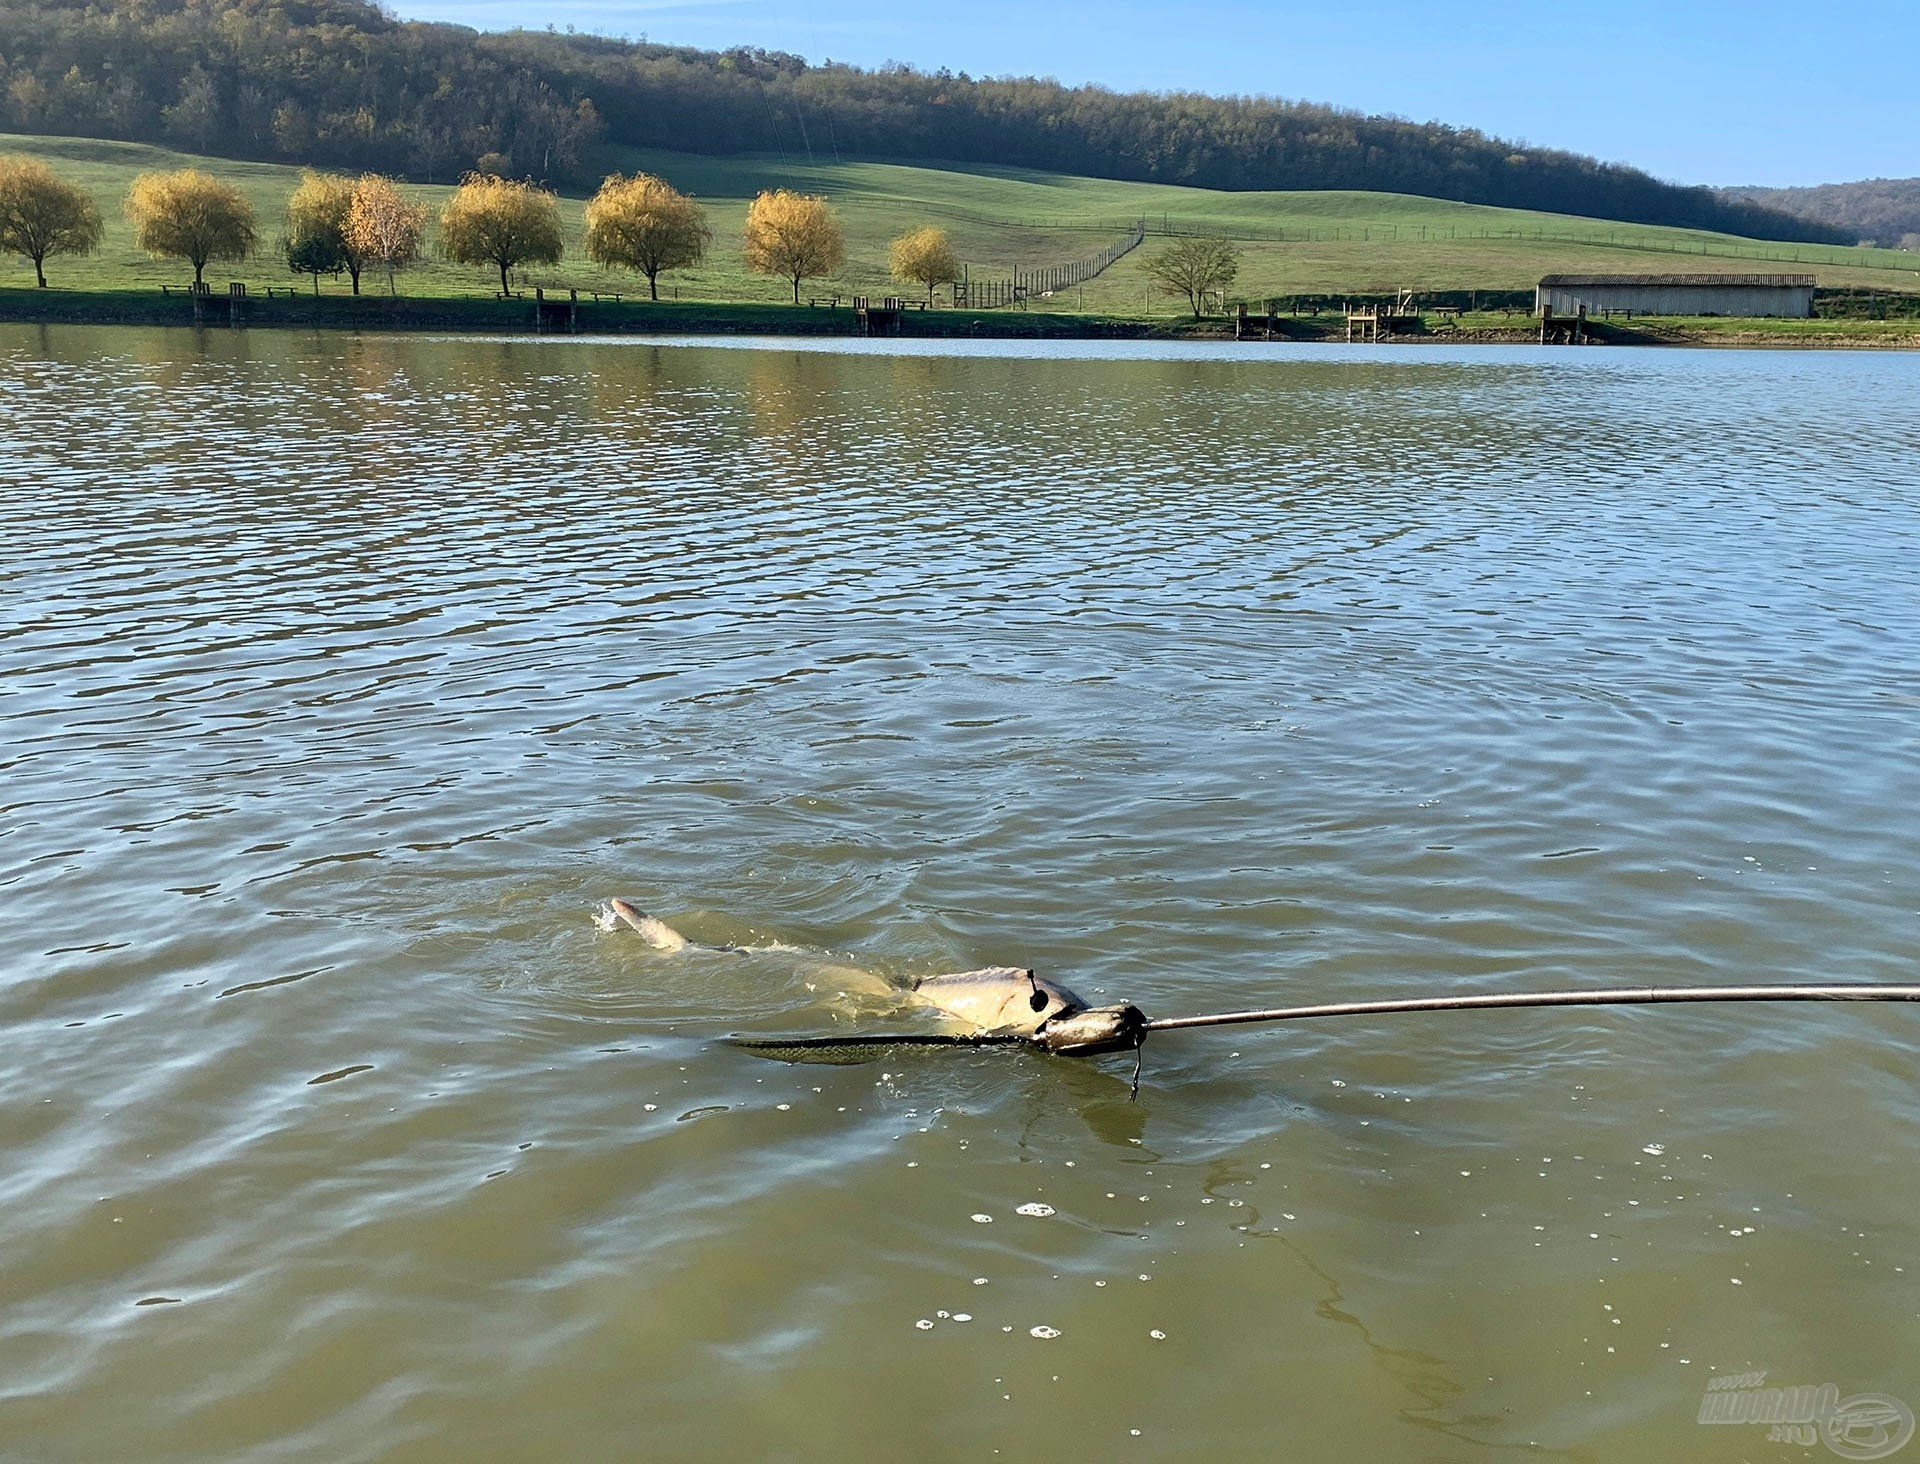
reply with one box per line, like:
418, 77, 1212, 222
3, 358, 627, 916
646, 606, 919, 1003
5, 326, 1919, 1461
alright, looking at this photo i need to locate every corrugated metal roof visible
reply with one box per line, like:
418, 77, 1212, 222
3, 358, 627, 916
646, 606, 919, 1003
1537, 274, 1816, 287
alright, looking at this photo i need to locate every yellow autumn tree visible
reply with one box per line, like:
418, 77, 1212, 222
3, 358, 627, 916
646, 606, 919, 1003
439, 173, 563, 296
124, 168, 257, 285
0, 155, 102, 288
742, 189, 843, 304
283, 170, 368, 295
888, 226, 961, 305
342, 175, 426, 297
583, 172, 710, 301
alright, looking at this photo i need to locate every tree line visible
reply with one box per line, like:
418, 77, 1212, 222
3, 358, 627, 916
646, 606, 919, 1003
1718, 178, 1920, 251
0, 0, 1849, 245
0, 152, 978, 303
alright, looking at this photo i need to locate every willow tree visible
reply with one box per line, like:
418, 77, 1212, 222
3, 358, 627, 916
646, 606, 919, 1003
888, 226, 960, 305
439, 173, 563, 296
743, 189, 843, 305
343, 175, 426, 297
1143, 236, 1240, 317
124, 169, 257, 285
0, 156, 102, 288
283, 170, 367, 295
583, 172, 709, 301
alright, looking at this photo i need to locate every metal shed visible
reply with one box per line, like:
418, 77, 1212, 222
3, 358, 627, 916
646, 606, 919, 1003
1535, 274, 1815, 318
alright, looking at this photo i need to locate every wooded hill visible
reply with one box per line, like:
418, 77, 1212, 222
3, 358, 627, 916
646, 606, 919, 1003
1718, 178, 1920, 250
0, 0, 1848, 244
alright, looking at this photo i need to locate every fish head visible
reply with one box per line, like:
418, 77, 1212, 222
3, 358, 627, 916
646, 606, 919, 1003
912, 967, 1087, 1035
1036, 1003, 1150, 1056
603, 898, 690, 952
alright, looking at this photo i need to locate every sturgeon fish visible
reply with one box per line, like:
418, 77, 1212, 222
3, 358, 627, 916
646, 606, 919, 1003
602, 897, 1087, 1036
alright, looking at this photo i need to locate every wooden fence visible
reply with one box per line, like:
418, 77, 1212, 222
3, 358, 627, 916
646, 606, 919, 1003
953, 220, 1146, 308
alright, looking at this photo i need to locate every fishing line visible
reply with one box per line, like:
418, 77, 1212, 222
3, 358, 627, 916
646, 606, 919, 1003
792, 91, 816, 168
734, 982, 1920, 1092
1137, 983, 1920, 1035
759, 89, 798, 185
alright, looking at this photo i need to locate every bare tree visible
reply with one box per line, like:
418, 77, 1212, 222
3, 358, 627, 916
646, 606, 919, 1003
1143, 236, 1240, 317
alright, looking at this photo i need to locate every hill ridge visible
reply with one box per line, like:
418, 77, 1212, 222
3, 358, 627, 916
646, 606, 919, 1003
1718, 178, 1920, 249
0, 0, 1848, 244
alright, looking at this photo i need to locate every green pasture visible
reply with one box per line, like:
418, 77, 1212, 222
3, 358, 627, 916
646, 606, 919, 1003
3, 131, 1917, 308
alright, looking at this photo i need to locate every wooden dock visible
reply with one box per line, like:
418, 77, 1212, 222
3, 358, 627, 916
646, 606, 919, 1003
1539, 305, 1588, 344
854, 295, 904, 336
1345, 290, 1422, 342
1234, 302, 1277, 340
532, 287, 578, 333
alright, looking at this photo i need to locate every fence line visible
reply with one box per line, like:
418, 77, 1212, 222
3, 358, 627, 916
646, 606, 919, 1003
1154, 218, 1914, 274
955, 220, 1146, 307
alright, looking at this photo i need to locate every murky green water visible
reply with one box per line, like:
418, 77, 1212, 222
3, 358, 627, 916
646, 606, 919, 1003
5, 326, 1920, 1461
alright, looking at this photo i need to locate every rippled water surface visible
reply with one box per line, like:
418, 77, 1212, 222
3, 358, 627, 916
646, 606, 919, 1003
6, 326, 1920, 1461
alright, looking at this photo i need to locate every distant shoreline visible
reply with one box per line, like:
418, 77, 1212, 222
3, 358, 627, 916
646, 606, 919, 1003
5, 290, 1918, 351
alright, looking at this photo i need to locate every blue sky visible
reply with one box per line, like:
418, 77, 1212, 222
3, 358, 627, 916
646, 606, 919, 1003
397, 0, 1917, 187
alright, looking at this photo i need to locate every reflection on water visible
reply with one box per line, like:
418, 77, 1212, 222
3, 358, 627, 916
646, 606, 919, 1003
4, 326, 1919, 1459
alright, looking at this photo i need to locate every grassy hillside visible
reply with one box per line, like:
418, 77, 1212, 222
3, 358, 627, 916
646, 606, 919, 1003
0, 0, 1848, 242
5, 132, 1918, 310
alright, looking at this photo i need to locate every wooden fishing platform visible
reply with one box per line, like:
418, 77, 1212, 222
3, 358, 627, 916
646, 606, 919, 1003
1539, 305, 1588, 344
1233, 301, 1296, 340
532, 287, 578, 333
1345, 290, 1422, 342
853, 296, 927, 336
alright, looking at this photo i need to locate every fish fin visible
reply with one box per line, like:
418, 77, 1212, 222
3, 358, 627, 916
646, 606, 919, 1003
914, 966, 1032, 991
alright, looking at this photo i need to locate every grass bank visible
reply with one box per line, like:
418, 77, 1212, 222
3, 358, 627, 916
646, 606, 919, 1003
0, 288, 1153, 338
1160, 310, 1920, 348
5, 130, 1919, 311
